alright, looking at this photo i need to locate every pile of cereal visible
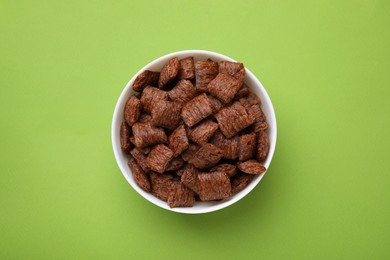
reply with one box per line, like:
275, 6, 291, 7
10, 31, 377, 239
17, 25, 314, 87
120, 57, 270, 208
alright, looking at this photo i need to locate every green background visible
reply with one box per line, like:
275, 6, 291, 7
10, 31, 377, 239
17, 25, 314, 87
1, 0, 389, 259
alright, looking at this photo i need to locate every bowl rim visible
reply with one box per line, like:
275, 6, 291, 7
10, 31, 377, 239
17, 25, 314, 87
111, 50, 277, 214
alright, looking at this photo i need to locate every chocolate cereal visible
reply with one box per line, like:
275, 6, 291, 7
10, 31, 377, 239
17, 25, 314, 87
181, 93, 213, 127
210, 163, 238, 177
158, 57, 180, 89
215, 101, 255, 138
187, 119, 218, 145
179, 57, 195, 80
181, 165, 201, 194
256, 131, 270, 162
210, 130, 239, 160
120, 121, 132, 153
207, 94, 224, 114
207, 73, 241, 104
247, 105, 268, 132
146, 144, 174, 173
198, 171, 231, 201
189, 143, 223, 169
219, 61, 245, 85
128, 157, 151, 192
168, 80, 199, 103
150, 172, 174, 201
140, 86, 168, 113
168, 180, 195, 208
132, 70, 159, 92
130, 148, 151, 173
194, 60, 218, 92
150, 100, 182, 130
132, 122, 167, 148
124, 96, 141, 126
168, 125, 189, 157
120, 57, 271, 207
237, 160, 266, 175
238, 133, 257, 161
231, 173, 254, 194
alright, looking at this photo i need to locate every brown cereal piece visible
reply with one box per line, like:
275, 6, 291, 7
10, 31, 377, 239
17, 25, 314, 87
132, 70, 160, 92
168, 125, 189, 157
165, 156, 184, 171
187, 119, 218, 145
207, 95, 224, 114
168, 80, 199, 103
198, 171, 231, 201
150, 100, 182, 130
132, 122, 167, 148
181, 143, 200, 162
181, 165, 201, 194
138, 113, 151, 123
120, 122, 132, 153
150, 172, 174, 201
167, 180, 195, 208
247, 105, 269, 132
194, 60, 218, 92
234, 83, 250, 100
124, 96, 141, 126
179, 57, 195, 80
237, 160, 266, 174
223, 136, 239, 160
127, 157, 151, 192
218, 61, 245, 85
140, 86, 169, 114
210, 163, 238, 177
146, 144, 174, 173
158, 57, 179, 89
215, 101, 255, 138
181, 93, 213, 127
189, 143, 223, 169
239, 92, 260, 109
256, 131, 270, 162
210, 130, 239, 160
231, 173, 254, 194
207, 73, 241, 104
130, 148, 151, 173
238, 133, 257, 161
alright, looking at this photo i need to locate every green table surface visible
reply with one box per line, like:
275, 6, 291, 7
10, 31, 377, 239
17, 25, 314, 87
1, 0, 389, 259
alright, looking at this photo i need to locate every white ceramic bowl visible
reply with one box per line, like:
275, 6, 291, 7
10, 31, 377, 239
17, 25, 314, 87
112, 50, 277, 214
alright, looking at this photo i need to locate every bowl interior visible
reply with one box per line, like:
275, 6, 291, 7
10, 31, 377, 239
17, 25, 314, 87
112, 50, 277, 214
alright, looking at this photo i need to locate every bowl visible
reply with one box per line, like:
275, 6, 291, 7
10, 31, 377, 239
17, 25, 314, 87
111, 50, 277, 214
